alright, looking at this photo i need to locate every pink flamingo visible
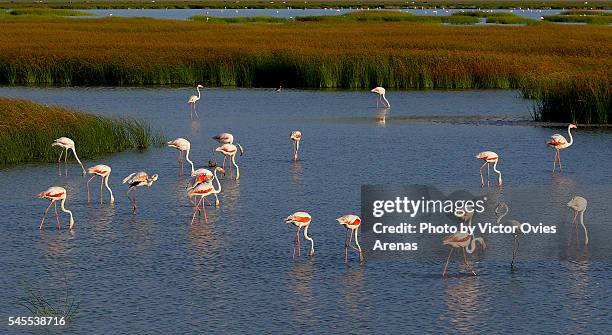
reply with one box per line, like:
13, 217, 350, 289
52, 137, 86, 176
290, 131, 301, 161
86, 164, 115, 206
215, 143, 244, 180
337, 214, 363, 263
167, 138, 194, 176
442, 233, 486, 277
187, 84, 204, 119
212, 133, 234, 168
37, 186, 75, 230
371, 86, 390, 108
187, 165, 225, 208
122, 172, 158, 214
475, 151, 502, 186
284, 212, 315, 258
547, 123, 577, 172
187, 167, 223, 224
567, 196, 588, 245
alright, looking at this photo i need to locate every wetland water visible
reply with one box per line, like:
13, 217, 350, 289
1, 87, 611, 334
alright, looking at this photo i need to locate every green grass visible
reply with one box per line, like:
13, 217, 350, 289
0, 98, 164, 166
561, 10, 612, 16
486, 15, 545, 25
8, 8, 94, 16
544, 14, 612, 24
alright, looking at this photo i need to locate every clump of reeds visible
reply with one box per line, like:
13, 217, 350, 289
0, 98, 164, 166
190, 15, 290, 24
544, 14, 612, 24
521, 75, 611, 124
560, 10, 612, 16
17, 269, 79, 324
486, 15, 545, 25
9, 8, 94, 16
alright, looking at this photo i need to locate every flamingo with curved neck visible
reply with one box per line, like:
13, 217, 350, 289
547, 123, 577, 172
442, 233, 486, 277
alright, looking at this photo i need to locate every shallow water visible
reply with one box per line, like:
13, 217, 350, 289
79, 8, 565, 20
1, 87, 611, 334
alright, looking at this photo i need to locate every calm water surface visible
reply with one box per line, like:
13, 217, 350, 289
0, 87, 611, 334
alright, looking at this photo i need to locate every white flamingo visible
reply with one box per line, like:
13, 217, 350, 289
371, 86, 390, 108
187, 84, 204, 119
167, 138, 195, 176
37, 186, 75, 230
122, 172, 158, 214
567, 196, 588, 245
547, 123, 577, 172
86, 164, 115, 206
215, 143, 244, 180
52, 137, 85, 176
285, 212, 315, 258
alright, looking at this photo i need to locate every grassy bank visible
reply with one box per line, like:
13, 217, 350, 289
0, 98, 163, 166
8, 8, 94, 16
0, 14, 609, 123
0, 0, 610, 10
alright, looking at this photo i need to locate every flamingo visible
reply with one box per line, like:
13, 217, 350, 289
337, 214, 364, 263
371, 86, 390, 108
37, 186, 75, 230
285, 212, 315, 258
215, 143, 244, 180
122, 172, 158, 214
167, 138, 194, 176
495, 202, 522, 270
187, 165, 225, 208
212, 133, 234, 169
442, 233, 486, 277
547, 123, 577, 172
187, 168, 224, 224
567, 196, 588, 245
290, 131, 301, 161
475, 151, 502, 186
52, 137, 85, 176
187, 84, 204, 119
86, 164, 115, 206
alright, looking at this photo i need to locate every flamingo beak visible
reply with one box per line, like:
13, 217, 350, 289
36, 192, 45, 198
219, 168, 226, 176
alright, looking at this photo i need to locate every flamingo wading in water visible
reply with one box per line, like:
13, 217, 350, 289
187, 84, 204, 119
216, 143, 244, 180
86, 164, 115, 206
167, 138, 195, 176
290, 131, 302, 161
187, 164, 225, 208
495, 202, 522, 271
212, 133, 234, 169
122, 172, 158, 214
285, 212, 315, 258
187, 166, 225, 225
337, 214, 364, 263
37, 187, 75, 230
52, 137, 86, 176
567, 196, 588, 245
371, 86, 390, 108
442, 233, 486, 277
547, 123, 577, 172
475, 151, 502, 187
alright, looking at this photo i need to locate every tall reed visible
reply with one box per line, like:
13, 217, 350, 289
0, 98, 164, 166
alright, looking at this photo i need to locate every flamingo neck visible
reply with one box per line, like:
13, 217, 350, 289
382, 94, 391, 108
580, 211, 588, 245
567, 125, 574, 146
60, 199, 74, 229
353, 227, 362, 252
105, 176, 115, 203
197, 86, 201, 99
303, 225, 315, 255
185, 149, 195, 175
71, 147, 86, 174
496, 205, 508, 224
213, 169, 222, 194
232, 155, 240, 179
492, 161, 502, 185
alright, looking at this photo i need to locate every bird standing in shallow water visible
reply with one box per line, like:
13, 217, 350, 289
52, 137, 86, 176
547, 123, 577, 173
475, 151, 502, 187
567, 196, 588, 245
215, 143, 243, 180
442, 233, 486, 277
167, 138, 195, 177
371, 86, 390, 108
337, 214, 363, 263
285, 212, 314, 258
122, 172, 158, 214
495, 202, 522, 271
187, 84, 204, 119
290, 131, 301, 161
86, 164, 115, 206
37, 186, 75, 230
212, 133, 234, 169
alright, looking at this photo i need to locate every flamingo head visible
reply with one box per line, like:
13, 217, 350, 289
569, 123, 577, 129
215, 167, 226, 176
197, 84, 204, 89
36, 192, 46, 198
567, 196, 587, 212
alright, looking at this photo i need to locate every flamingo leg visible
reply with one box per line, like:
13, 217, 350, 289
222, 156, 227, 171
292, 228, 297, 259
64, 148, 68, 176
193, 103, 199, 118
558, 150, 563, 171
552, 149, 558, 172
87, 175, 95, 205
511, 236, 519, 271
54, 201, 60, 229
100, 176, 104, 206
202, 197, 209, 224
487, 162, 491, 186
191, 196, 203, 225
344, 228, 349, 263
479, 161, 487, 186
442, 248, 453, 277
297, 227, 302, 257
39, 201, 54, 229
